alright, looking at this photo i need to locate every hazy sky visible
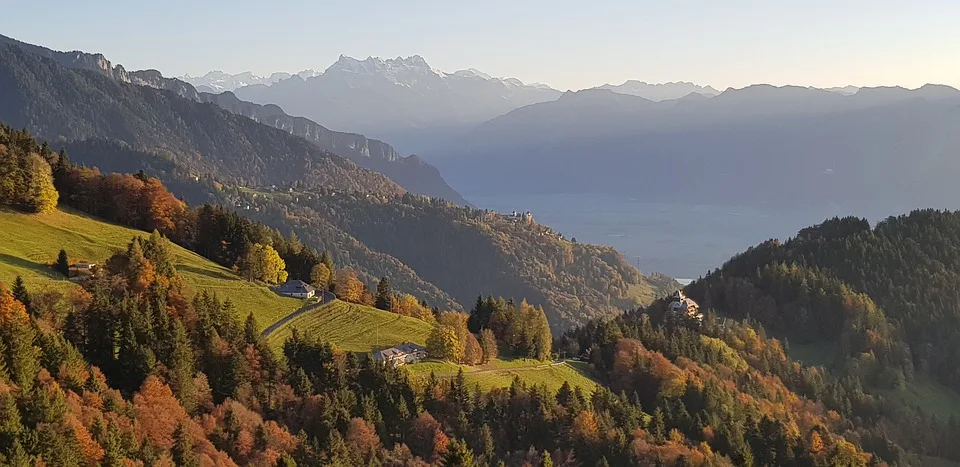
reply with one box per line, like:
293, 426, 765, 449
3, 0, 958, 90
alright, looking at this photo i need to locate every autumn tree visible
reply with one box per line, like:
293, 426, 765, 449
463, 332, 483, 366
240, 243, 288, 284
334, 270, 365, 304
24, 153, 58, 213
409, 412, 449, 462
480, 329, 498, 364
345, 417, 380, 463
309, 263, 331, 289
427, 324, 463, 362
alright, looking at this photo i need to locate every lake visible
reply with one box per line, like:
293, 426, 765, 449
464, 193, 864, 279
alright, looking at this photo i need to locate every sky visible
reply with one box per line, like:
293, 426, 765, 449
2, 0, 959, 91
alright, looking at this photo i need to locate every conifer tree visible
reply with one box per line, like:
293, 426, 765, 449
442, 439, 476, 467
55, 249, 70, 277
243, 312, 260, 345
375, 277, 393, 311
10, 277, 29, 312
172, 422, 199, 467
168, 320, 197, 413
321, 251, 335, 275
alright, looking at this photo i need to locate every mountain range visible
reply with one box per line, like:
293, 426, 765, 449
0, 35, 672, 329
0, 34, 466, 204
230, 55, 563, 152
428, 83, 960, 217
594, 80, 720, 100
181, 69, 321, 93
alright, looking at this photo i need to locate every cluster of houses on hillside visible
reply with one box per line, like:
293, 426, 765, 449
506, 210, 534, 223
373, 342, 427, 367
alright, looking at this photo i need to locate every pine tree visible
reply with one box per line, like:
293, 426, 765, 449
244, 312, 260, 345
5, 438, 30, 467
168, 320, 197, 413
375, 277, 393, 310
651, 407, 666, 443
10, 277, 29, 312
56, 249, 70, 277
442, 439, 476, 467
321, 251, 335, 275
172, 422, 199, 467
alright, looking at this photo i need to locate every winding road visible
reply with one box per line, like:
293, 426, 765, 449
260, 290, 335, 338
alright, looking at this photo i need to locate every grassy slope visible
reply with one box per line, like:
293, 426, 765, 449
405, 358, 600, 393
265, 299, 433, 352
0, 208, 301, 327
263, 299, 601, 393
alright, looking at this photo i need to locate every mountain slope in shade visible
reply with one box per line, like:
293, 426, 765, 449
0, 33, 199, 100
595, 80, 719, 101
199, 91, 469, 205
0, 36, 465, 203
234, 55, 562, 152
0, 43, 402, 195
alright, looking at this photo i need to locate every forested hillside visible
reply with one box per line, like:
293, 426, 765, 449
631, 212, 960, 464
199, 91, 469, 205
218, 186, 665, 330
0, 39, 671, 329
0, 44, 402, 196
0, 121, 863, 467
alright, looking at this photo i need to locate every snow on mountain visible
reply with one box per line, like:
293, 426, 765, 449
181, 69, 320, 93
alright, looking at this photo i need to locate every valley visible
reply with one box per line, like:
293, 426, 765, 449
0, 13, 959, 465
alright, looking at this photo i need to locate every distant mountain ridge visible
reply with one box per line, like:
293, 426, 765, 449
182, 69, 320, 93
233, 54, 562, 152
595, 80, 719, 101
430, 82, 960, 214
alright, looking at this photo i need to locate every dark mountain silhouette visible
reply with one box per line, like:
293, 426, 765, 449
430, 84, 960, 215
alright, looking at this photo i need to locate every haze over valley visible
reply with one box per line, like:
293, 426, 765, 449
3, 3, 960, 464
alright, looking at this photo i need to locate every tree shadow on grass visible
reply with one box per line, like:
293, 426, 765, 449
0, 253, 56, 279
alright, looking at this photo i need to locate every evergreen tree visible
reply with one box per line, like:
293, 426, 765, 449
172, 422, 199, 467
375, 277, 393, 311
55, 249, 70, 277
168, 320, 197, 413
321, 251, 335, 275
442, 439, 476, 467
244, 312, 260, 345
5, 438, 30, 467
10, 276, 29, 312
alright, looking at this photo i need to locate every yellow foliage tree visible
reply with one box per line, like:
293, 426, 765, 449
335, 269, 365, 303
426, 324, 463, 362
241, 243, 288, 284
310, 263, 331, 289
25, 153, 58, 213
